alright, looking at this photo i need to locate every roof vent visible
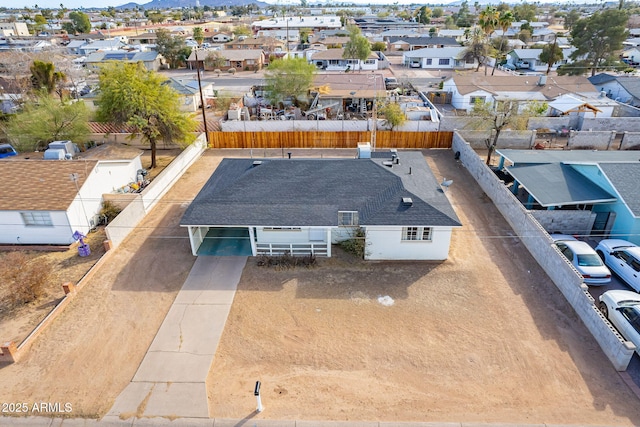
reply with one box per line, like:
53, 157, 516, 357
383, 161, 393, 167
252, 160, 263, 167
402, 197, 413, 206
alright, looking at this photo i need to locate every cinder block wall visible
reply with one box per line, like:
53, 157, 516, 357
452, 132, 635, 371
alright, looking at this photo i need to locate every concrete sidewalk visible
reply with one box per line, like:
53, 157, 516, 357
108, 256, 247, 419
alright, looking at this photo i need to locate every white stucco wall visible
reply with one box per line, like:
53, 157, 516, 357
364, 226, 453, 260
0, 210, 73, 245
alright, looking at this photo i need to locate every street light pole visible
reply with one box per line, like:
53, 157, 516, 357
369, 74, 379, 152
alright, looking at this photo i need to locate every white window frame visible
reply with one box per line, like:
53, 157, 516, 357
338, 211, 359, 227
438, 58, 450, 65
21, 211, 53, 227
402, 226, 433, 242
262, 227, 302, 231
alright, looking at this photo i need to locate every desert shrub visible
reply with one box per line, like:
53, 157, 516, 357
1, 252, 52, 305
228, 67, 236, 74
338, 227, 366, 259
256, 252, 316, 269
100, 200, 121, 223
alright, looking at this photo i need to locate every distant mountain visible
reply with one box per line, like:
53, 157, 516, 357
116, 0, 268, 9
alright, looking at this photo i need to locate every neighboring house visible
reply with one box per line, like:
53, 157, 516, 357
66, 40, 87, 55
211, 32, 234, 43
310, 48, 379, 71
380, 29, 423, 41
256, 29, 299, 43
127, 32, 158, 46
251, 16, 341, 32
179, 149, 461, 260
495, 149, 640, 245
0, 76, 23, 113
0, 22, 29, 36
506, 48, 576, 72
351, 17, 420, 32
165, 78, 215, 112
187, 48, 265, 71
83, 51, 165, 71
620, 47, 640, 64
310, 73, 386, 117
438, 29, 467, 43
387, 36, 460, 52
78, 39, 128, 55
442, 74, 601, 113
402, 47, 476, 69
309, 36, 351, 48
224, 36, 286, 56
0, 146, 143, 245
589, 73, 640, 106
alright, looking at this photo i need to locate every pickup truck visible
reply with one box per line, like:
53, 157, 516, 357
385, 77, 399, 90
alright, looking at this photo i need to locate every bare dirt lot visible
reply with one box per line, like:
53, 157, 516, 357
1, 149, 640, 425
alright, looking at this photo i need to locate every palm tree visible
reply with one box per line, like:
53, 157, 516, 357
492, 10, 515, 75
478, 6, 499, 75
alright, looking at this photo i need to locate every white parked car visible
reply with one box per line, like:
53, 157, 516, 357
599, 290, 640, 355
595, 239, 640, 292
551, 234, 612, 285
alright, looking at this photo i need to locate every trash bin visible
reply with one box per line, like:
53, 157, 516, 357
78, 243, 91, 257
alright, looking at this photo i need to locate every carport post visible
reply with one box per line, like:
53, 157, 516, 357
254, 381, 263, 412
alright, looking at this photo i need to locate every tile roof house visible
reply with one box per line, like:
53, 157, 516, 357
495, 149, 640, 244
180, 149, 461, 260
0, 146, 143, 245
387, 36, 460, 52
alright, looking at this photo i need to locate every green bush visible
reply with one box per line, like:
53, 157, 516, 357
338, 227, 366, 259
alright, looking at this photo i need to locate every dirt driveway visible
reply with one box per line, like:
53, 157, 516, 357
1, 148, 640, 425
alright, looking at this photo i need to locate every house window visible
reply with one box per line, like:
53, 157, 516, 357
402, 227, 433, 241
263, 227, 302, 231
465, 57, 475, 64
338, 211, 359, 227
329, 59, 339, 65
364, 59, 376, 64
438, 58, 450, 65
426, 58, 432, 65
470, 96, 486, 104
21, 211, 53, 227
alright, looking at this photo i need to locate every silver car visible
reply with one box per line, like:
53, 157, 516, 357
595, 239, 640, 292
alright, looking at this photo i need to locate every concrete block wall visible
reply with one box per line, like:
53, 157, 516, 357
567, 130, 616, 150
581, 117, 640, 132
528, 117, 572, 131
620, 132, 640, 150
456, 130, 535, 149
452, 132, 635, 371
105, 134, 206, 249
531, 210, 597, 235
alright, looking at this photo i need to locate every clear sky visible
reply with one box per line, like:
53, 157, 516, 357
13, 0, 592, 12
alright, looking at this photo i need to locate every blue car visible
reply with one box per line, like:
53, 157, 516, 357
0, 144, 17, 158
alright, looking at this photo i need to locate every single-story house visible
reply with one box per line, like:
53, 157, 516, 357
180, 149, 461, 261
0, 77, 23, 114
402, 47, 476, 69
588, 73, 640, 106
78, 39, 128, 55
506, 48, 576, 72
84, 50, 165, 71
310, 48, 379, 71
187, 48, 265, 71
224, 36, 286, 55
495, 149, 640, 244
165, 78, 215, 112
441, 74, 600, 112
387, 36, 459, 53
0, 145, 143, 245
211, 32, 234, 43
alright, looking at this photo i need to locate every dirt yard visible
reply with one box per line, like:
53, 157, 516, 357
205, 149, 640, 425
1, 149, 640, 425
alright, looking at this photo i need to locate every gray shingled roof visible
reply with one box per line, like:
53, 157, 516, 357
506, 163, 617, 207
598, 163, 640, 217
180, 152, 460, 228
496, 149, 640, 165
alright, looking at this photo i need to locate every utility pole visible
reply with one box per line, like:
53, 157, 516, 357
194, 47, 210, 144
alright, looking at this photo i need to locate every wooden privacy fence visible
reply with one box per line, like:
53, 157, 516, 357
208, 131, 453, 149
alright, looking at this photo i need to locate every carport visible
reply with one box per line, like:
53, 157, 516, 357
193, 227, 253, 256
